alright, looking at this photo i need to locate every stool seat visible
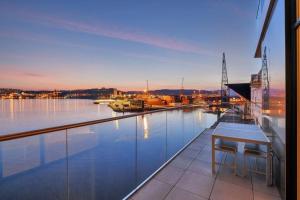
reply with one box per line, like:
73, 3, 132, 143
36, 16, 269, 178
215, 139, 238, 152
244, 143, 267, 157
243, 143, 269, 176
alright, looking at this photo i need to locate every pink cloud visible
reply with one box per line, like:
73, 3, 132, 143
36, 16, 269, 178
1, 6, 212, 55
0, 66, 46, 78
0, 29, 107, 52
22, 72, 45, 77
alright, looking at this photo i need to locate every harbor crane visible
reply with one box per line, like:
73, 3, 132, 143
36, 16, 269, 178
221, 52, 229, 107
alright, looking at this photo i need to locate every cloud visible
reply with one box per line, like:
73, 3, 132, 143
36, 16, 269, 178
0, 6, 213, 55
0, 65, 46, 78
0, 29, 107, 52
22, 72, 45, 77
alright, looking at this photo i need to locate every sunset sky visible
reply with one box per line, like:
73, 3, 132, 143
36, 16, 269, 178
0, 0, 259, 91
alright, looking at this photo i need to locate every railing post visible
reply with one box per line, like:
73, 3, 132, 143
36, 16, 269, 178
135, 116, 138, 184
192, 108, 195, 134
165, 112, 168, 160
182, 110, 185, 144
0, 142, 2, 179
65, 129, 69, 200
39, 134, 45, 165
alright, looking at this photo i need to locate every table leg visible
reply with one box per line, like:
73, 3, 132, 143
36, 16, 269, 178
266, 143, 272, 186
212, 136, 215, 174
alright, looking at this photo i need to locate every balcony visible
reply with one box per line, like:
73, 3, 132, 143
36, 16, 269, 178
0, 107, 216, 200
0, 107, 281, 200
129, 111, 281, 200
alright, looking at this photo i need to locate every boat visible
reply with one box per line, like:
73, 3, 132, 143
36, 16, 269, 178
93, 99, 116, 104
108, 99, 145, 112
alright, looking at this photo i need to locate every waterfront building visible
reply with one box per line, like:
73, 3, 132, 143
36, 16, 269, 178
253, 1, 288, 198
199, 1, 298, 199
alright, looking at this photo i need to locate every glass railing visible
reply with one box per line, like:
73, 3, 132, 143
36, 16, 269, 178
0, 107, 216, 200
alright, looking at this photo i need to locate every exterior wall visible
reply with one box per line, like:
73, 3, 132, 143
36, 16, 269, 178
297, 0, 300, 199
254, 0, 286, 198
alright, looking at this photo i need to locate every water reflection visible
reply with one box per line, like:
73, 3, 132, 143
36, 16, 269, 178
0, 99, 125, 134
46, 98, 49, 116
44, 132, 66, 164
1, 136, 41, 177
1, 99, 4, 112
112, 112, 119, 130
198, 110, 202, 121
9, 99, 14, 120
143, 116, 149, 139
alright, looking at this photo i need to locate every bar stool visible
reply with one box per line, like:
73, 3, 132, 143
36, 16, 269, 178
214, 139, 238, 175
243, 143, 270, 176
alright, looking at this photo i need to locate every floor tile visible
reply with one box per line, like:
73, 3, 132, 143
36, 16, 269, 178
133, 179, 172, 200
253, 191, 282, 200
169, 155, 193, 170
176, 171, 214, 199
217, 165, 252, 189
252, 174, 281, 197
196, 149, 223, 164
187, 142, 206, 151
187, 160, 216, 177
179, 148, 200, 159
210, 179, 253, 200
194, 136, 211, 143
165, 187, 207, 200
154, 165, 184, 185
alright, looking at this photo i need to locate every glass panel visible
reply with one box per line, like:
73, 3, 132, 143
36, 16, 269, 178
182, 108, 196, 143
0, 108, 217, 200
261, 0, 286, 142
258, 1, 286, 197
67, 117, 136, 200
166, 109, 185, 157
0, 131, 67, 200
136, 112, 167, 182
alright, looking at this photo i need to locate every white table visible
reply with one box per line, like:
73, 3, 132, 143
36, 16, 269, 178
211, 122, 272, 185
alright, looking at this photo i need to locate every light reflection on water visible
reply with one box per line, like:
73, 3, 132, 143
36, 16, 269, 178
0, 99, 217, 200
0, 99, 124, 135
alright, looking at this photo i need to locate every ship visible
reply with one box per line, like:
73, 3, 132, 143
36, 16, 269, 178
108, 99, 146, 112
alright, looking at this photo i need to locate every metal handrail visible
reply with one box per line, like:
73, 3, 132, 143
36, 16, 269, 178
0, 105, 199, 142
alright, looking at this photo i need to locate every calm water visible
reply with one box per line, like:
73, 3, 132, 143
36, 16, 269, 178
0, 99, 217, 200
0, 99, 127, 135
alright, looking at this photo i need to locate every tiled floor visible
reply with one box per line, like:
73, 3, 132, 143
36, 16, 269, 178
129, 129, 281, 200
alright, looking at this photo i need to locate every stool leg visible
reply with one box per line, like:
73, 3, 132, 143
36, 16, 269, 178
255, 157, 258, 173
224, 152, 228, 166
234, 153, 237, 175
243, 155, 247, 177
234, 153, 237, 176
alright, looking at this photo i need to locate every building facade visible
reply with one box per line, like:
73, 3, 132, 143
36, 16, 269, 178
252, 0, 287, 199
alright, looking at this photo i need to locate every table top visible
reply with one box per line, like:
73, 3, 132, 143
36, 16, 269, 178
212, 122, 270, 144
